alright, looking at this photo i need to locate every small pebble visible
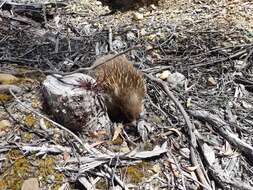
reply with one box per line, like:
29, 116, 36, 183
167, 72, 186, 86
133, 12, 144, 20
159, 70, 171, 80
150, 4, 157, 10
126, 32, 136, 40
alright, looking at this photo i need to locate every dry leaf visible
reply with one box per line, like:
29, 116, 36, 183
186, 165, 199, 172
90, 141, 105, 147
39, 118, 48, 131
63, 151, 70, 161
223, 141, 234, 156
202, 143, 216, 166
0, 74, 19, 84
89, 130, 107, 138
112, 123, 123, 141
171, 162, 180, 177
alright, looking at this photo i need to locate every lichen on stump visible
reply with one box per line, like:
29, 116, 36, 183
42, 73, 110, 132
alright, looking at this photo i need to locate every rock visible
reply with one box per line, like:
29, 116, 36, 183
112, 36, 126, 50
159, 70, 171, 80
207, 76, 217, 86
133, 12, 144, 20
21, 178, 40, 190
42, 73, 111, 132
126, 32, 136, 40
167, 72, 186, 87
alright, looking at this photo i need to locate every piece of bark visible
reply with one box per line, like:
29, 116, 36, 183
42, 73, 111, 132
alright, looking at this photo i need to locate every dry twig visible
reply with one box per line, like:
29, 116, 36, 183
144, 73, 212, 190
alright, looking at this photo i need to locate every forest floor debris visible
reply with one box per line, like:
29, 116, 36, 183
1, 0, 253, 189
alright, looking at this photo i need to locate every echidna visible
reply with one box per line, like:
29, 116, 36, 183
92, 54, 146, 124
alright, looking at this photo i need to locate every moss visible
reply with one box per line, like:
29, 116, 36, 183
143, 142, 154, 151
125, 166, 144, 183
1, 150, 34, 190
53, 173, 65, 189
1, 150, 64, 190
44, 120, 53, 129
38, 157, 55, 178
23, 133, 33, 142
0, 93, 12, 102
96, 178, 109, 189
123, 161, 152, 184
24, 114, 37, 127
38, 157, 65, 189
112, 135, 123, 145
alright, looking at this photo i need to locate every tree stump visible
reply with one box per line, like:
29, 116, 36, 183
42, 73, 111, 132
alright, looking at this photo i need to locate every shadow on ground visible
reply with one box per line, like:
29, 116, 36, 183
97, 0, 160, 11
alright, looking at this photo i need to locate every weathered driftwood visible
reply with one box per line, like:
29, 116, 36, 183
42, 73, 111, 132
